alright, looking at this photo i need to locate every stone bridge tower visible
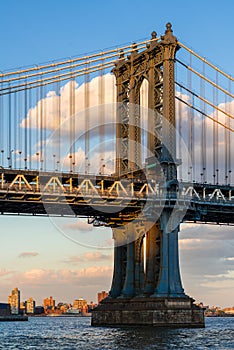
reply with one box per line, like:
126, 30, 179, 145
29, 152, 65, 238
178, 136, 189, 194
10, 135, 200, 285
92, 24, 204, 327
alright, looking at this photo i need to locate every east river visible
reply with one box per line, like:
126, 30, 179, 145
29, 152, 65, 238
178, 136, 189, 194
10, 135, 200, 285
0, 316, 233, 349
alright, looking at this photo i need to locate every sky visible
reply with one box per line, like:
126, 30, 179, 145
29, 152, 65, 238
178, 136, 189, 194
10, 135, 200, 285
0, 0, 233, 308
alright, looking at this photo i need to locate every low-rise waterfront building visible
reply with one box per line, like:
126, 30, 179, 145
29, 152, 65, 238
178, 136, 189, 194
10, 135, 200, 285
223, 307, 234, 315
43, 296, 55, 311
73, 298, 87, 311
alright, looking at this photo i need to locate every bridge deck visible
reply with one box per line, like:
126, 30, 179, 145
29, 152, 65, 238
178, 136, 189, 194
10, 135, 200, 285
0, 169, 233, 225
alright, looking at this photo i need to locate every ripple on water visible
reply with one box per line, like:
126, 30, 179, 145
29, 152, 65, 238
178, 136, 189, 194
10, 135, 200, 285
0, 317, 233, 350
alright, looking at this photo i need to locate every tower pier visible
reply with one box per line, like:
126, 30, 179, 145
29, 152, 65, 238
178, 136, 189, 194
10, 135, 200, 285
92, 220, 204, 327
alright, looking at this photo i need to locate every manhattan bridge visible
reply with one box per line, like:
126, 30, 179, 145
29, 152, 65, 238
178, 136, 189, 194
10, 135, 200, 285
0, 23, 233, 327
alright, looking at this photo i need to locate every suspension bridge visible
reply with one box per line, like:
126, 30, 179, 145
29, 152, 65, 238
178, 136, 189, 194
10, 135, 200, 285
0, 23, 233, 327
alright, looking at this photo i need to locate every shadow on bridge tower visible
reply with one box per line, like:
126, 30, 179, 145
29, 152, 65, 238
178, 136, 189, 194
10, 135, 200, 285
92, 24, 204, 327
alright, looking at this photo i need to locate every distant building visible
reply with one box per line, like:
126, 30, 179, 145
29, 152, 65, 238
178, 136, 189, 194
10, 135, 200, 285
8, 288, 20, 314
57, 302, 71, 313
43, 296, 55, 310
88, 301, 97, 312
98, 291, 109, 304
66, 308, 81, 314
34, 306, 44, 315
0, 303, 11, 316
26, 297, 35, 314
223, 307, 234, 315
20, 301, 26, 315
73, 298, 87, 311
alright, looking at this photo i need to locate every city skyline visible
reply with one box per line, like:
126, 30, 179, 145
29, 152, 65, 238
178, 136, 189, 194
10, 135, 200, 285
0, 0, 233, 308
5, 286, 233, 311
6, 286, 107, 315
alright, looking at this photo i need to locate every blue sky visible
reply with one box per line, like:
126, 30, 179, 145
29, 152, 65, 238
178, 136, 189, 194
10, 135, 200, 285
0, 0, 233, 307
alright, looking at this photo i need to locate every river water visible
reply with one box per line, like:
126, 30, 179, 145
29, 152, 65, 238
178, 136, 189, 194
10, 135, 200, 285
0, 316, 233, 349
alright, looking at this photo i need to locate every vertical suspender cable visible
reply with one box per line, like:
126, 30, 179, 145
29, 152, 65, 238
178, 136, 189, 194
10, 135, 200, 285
187, 53, 193, 182
72, 66, 76, 173
99, 53, 105, 175
186, 61, 190, 181
178, 86, 182, 181
224, 90, 228, 184
24, 79, 28, 169
8, 84, 12, 168
191, 54, 195, 181
191, 94, 195, 181
29, 86, 32, 171
69, 62, 76, 173
84, 63, 90, 174
18, 83, 22, 169
69, 61, 73, 173
212, 71, 219, 184
175, 53, 181, 181
36, 81, 39, 171
40, 76, 43, 171
0, 77, 4, 167
57, 76, 61, 172
200, 66, 204, 182
212, 85, 216, 184
228, 80, 232, 184
14, 92, 17, 169
202, 61, 207, 183
52, 79, 56, 172
215, 71, 219, 184
43, 85, 47, 171
8, 85, 11, 168
112, 72, 116, 173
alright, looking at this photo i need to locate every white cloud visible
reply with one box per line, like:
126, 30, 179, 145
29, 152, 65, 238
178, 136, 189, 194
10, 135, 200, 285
0, 268, 15, 277
203, 270, 234, 280
16, 266, 112, 287
64, 219, 94, 232
0, 265, 112, 304
179, 238, 202, 250
21, 74, 116, 132
179, 223, 234, 241
62, 252, 112, 264
200, 270, 234, 289
18, 252, 39, 258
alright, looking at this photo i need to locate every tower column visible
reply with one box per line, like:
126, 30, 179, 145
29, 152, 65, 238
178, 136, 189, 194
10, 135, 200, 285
120, 222, 143, 297
109, 228, 127, 298
134, 236, 145, 295
168, 225, 185, 296
152, 211, 185, 297
143, 222, 160, 295
121, 240, 135, 297
152, 211, 169, 296
161, 23, 178, 181
128, 45, 141, 172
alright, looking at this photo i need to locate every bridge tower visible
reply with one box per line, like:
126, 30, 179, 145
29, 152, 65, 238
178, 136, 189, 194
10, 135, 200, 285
92, 24, 204, 327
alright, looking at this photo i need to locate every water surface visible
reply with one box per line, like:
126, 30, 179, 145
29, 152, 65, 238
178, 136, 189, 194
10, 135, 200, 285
0, 316, 233, 349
